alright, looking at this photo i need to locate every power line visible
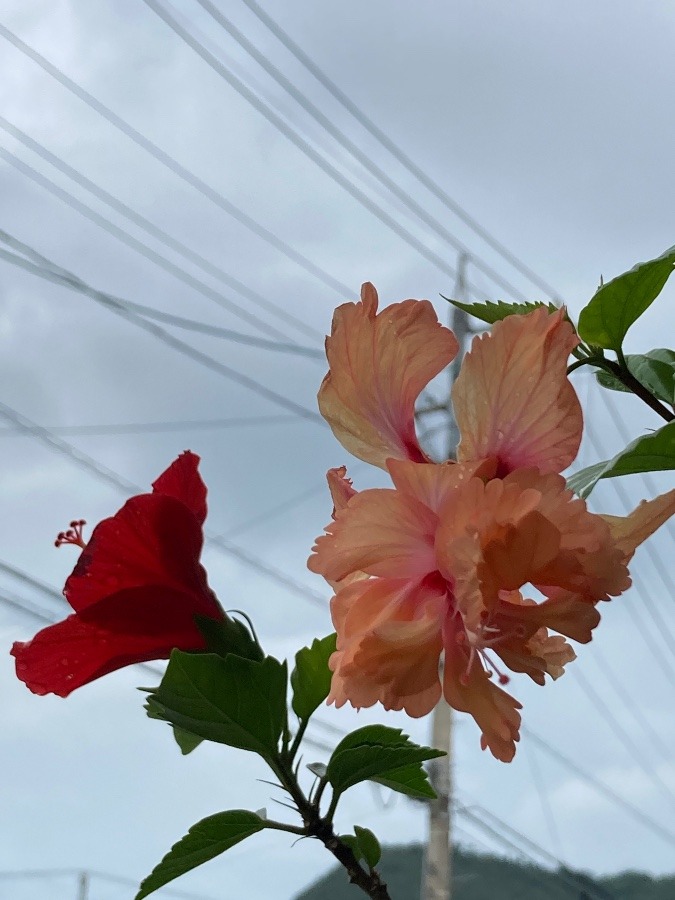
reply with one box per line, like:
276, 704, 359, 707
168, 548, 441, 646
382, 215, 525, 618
0, 145, 296, 343
0, 230, 324, 425
0, 414, 301, 437
523, 740, 564, 860
216, 462, 366, 539
0, 867, 219, 900
141, 0, 493, 298
523, 727, 675, 849
0, 399, 327, 608
0, 590, 62, 626
238, 0, 562, 301
569, 666, 675, 811
585, 638, 673, 764
310, 712, 675, 853
456, 802, 612, 900
193, 0, 530, 303
0, 560, 64, 608
0, 21, 353, 298
0, 113, 322, 342
0, 239, 322, 360
106, 293, 322, 358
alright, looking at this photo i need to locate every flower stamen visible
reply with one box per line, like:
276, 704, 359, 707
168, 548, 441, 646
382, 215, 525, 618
55, 519, 87, 549
457, 619, 511, 686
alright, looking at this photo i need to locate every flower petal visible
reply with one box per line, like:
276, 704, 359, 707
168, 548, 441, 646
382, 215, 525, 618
503, 470, 630, 599
387, 458, 496, 513
152, 450, 207, 525
453, 307, 582, 475
309, 488, 437, 583
11, 585, 210, 697
600, 489, 675, 561
443, 615, 522, 762
328, 576, 445, 717
326, 466, 357, 515
64, 494, 220, 618
319, 283, 459, 469
494, 592, 600, 644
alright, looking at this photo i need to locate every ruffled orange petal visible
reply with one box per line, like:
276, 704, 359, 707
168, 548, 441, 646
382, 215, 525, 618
319, 283, 459, 469
443, 614, 522, 762
328, 576, 446, 717
503, 470, 630, 599
494, 592, 600, 644
488, 592, 577, 684
600, 489, 675, 561
309, 487, 437, 583
453, 307, 582, 475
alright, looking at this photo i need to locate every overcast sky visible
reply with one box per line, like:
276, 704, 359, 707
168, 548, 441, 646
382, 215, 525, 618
0, 1, 674, 898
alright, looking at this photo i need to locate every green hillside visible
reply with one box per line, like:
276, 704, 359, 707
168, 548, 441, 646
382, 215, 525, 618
295, 845, 675, 900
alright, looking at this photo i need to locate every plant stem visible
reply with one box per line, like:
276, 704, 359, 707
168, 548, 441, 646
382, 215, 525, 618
567, 357, 674, 422
288, 718, 309, 761
604, 358, 674, 422
276, 759, 391, 900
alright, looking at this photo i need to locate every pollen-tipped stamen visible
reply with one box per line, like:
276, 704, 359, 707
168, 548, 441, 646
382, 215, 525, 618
457, 620, 511, 686
55, 519, 87, 549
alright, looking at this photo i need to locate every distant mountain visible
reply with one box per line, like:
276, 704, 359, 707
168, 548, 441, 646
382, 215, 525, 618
295, 845, 675, 899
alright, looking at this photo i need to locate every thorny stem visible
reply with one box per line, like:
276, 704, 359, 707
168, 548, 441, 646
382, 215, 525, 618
288, 718, 309, 761
567, 356, 674, 423
312, 775, 329, 811
275, 758, 391, 900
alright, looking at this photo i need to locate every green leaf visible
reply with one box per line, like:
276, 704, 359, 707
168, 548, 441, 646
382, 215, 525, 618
145, 651, 287, 760
442, 296, 558, 325
567, 421, 675, 498
577, 246, 675, 350
372, 762, 438, 800
194, 614, 264, 662
353, 826, 382, 869
291, 633, 337, 721
172, 726, 203, 755
338, 833, 363, 863
595, 349, 675, 404
135, 810, 264, 899
326, 725, 444, 800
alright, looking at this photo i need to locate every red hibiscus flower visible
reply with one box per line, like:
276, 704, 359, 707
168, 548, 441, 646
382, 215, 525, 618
11, 451, 226, 696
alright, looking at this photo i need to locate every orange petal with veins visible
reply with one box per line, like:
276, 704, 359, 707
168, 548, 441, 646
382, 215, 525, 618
319, 283, 459, 469
453, 307, 582, 475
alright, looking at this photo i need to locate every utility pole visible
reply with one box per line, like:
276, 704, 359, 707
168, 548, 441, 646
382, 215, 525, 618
421, 253, 471, 900
76, 870, 89, 900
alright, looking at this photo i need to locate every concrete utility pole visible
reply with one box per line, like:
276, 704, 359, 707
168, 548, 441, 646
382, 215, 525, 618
76, 870, 89, 900
421, 254, 471, 900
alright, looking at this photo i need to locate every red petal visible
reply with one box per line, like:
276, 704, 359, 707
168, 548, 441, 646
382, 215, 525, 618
11, 585, 210, 697
152, 451, 207, 525
65, 494, 219, 618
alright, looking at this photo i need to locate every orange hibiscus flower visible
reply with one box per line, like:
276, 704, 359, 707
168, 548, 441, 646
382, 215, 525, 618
309, 284, 675, 761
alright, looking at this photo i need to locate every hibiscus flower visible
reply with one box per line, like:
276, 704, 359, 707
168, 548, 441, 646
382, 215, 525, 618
309, 284, 675, 761
12, 451, 226, 697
